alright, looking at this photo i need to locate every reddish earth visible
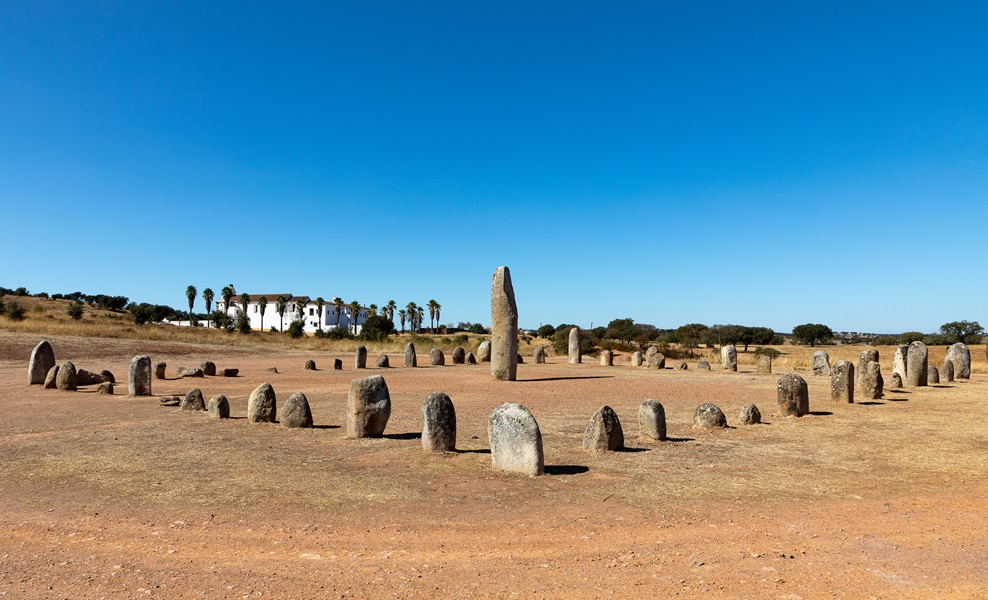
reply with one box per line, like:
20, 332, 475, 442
1, 332, 986, 598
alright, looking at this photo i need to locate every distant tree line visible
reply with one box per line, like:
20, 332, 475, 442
0, 286, 130, 311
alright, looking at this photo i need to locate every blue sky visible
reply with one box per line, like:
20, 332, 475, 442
2, 2, 985, 333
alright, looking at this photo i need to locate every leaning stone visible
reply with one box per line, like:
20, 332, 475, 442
568, 327, 582, 364
429, 348, 445, 366
777, 373, 809, 417
490, 265, 519, 380
333, 359, 343, 370
281, 392, 314, 428
28, 340, 55, 385
487, 403, 544, 477
201, 361, 216, 376
76, 369, 105, 386
533, 346, 547, 364
720, 345, 738, 372
99, 370, 115, 383
811, 351, 831, 376
583, 406, 624, 452
942, 360, 955, 382
355, 346, 367, 369
97, 382, 113, 395
346, 375, 391, 438
477, 341, 492, 362
129, 355, 152, 396
890, 373, 903, 389
404, 343, 417, 367
757, 356, 772, 374
159, 396, 180, 407
697, 360, 711, 371
831, 360, 854, 404
56, 361, 78, 391
221, 368, 239, 377
944, 343, 971, 380
645, 346, 659, 362
421, 391, 456, 451
600, 350, 613, 366
177, 366, 205, 378
693, 403, 727, 428
181, 388, 206, 411
860, 361, 884, 399
304, 359, 317, 371
928, 366, 940, 384
247, 383, 277, 423
739, 403, 761, 425
466, 352, 477, 364
207, 395, 230, 418
906, 341, 928, 386
631, 352, 643, 367
154, 362, 166, 379
675, 360, 688, 370
44, 366, 59, 389
638, 399, 666, 441
647, 351, 666, 369
893, 345, 908, 383
376, 354, 390, 368
452, 346, 466, 364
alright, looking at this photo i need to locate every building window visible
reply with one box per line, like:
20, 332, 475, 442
309, 308, 314, 316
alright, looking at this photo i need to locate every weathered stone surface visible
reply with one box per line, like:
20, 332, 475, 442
928, 366, 940, 384
811, 351, 831, 376
830, 360, 854, 404
247, 383, 277, 423
181, 388, 206, 411
376, 354, 390, 368
28, 340, 55, 385
265, 367, 279, 374
944, 343, 971, 380
421, 391, 456, 452
452, 346, 466, 364
697, 360, 711, 371
675, 360, 688, 370
477, 341, 491, 362
207, 395, 230, 418
304, 359, 317, 371
429, 348, 445, 366
942, 359, 955, 382
56, 361, 77, 391
739, 403, 761, 425
906, 341, 928, 386
860, 360, 884, 399
44, 366, 59, 389
201, 361, 216, 376
355, 345, 368, 369
76, 369, 104, 386
100, 370, 115, 383
346, 375, 391, 438
177, 366, 204, 378
490, 266, 519, 380
777, 373, 809, 417
721, 345, 738, 371
568, 327, 581, 364
893, 345, 908, 383
221, 368, 239, 377
533, 346, 547, 364
757, 356, 772, 374
647, 351, 666, 370
645, 346, 659, 363
154, 362, 166, 379
404, 343, 417, 368
281, 392, 314, 428
487, 403, 544, 477
159, 396, 180, 407
600, 350, 613, 366
638, 399, 666, 441
890, 373, 904, 389
856, 349, 879, 389
583, 406, 624, 452
631, 352, 643, 367
129, 355, 152, 396
333, 359, 343, 370
97, 382, 113, 394
466, 352, 477, 364
693, 403, 727, 428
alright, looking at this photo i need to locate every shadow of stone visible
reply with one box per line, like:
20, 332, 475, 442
664, 436, 696, 442
857, 402, 884, 406
312, 424, 340, 430
618, 447, 650, 453
455, 448, 491, 455
808, 411, 833, 416
520, 376, 615, 382
383, 432, 421, 440
932, 385, 954, 389
886, 398, 909, 402
545, 465, 590, 475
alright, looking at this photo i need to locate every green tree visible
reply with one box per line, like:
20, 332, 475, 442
604, 318, 638, 342
537, 324, 555, 339
398, 309, 407, 333
434, 301, 441, 333
792, 323, 834, 347
295, 297, 307, 324
221, 286, 234, 315
939, 321, 984, 344
202, 288, 214, 328
469, 322, 486, 334
185, 285, 197, 324
417, 306, 425, 333
898, 331, 924, 344
349, 300, 361, 334
67, 301, 84, 320
738, 326, 776, 352
276, 296, 287, 332
368, 303, 378, 317
332, 296, 344, 329
240, 292, 250, 325
386, 300, 397, 323
360, 314, 396, 341
427, 299, 438, 332
315, 297, 325, 332
258, 296, 268, 332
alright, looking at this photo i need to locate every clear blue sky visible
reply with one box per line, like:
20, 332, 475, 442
2, 2, 986, 334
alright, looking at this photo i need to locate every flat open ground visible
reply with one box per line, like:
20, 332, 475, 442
1, 332, 986, 598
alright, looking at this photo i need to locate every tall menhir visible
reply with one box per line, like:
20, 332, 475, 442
490, 266, 518, 381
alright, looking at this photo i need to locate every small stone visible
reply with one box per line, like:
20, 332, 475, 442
893, 345, 908, 383
600, 350, 613, 367
181, 388, 206, 411
647, 350, 665, 370
533, 346, 547, 364
129, 355, 152, 396
376, 354, 390, 368
739, 403, 761, 425
777, 373, 809, 417
221, 368, 239, 377
56, 361, 78, 391
281, 392, 314, 428
906, 341, 928, 386
675, 360, 688, 370
890, 373, 903, 389
154, 362, 166, 379
811, 351, 831, 376
568, 327, 582, 364
333, 359, 343, 370
421, 391, 456, 452
248, 383, 277, 423
99, 370, 115, 383
830, 360, 854, 404
346, 375, 391, 438
28, 340, 55, 385
76, 369, 105, 386
465, 352, 477, 364
355, 346, 367, 369
159, 396, 180, 407
638, 399, 666, 441
429, 348, 445, 366
757, 355, 772, 374
477, 341, 492, 362
942, 360, 955, 382
944, 343, 971, 380
860, 360, 884, 399
452, 347, 466, 364
583, 406, 624, 452
631, 352, 643, 367
97, 382, 113, 395
928, 366, 940, 384
693, 403, 727, 428
304, 359, 317, 371
487, 403, 544, 477
44, 366, 59, 389
697, 360, 711, 371
404, 343, 417, 368
177, 366, 205, 378
200, 361, 216, 376
207, 395, 230, 418
264, 367, 279, 374
720, 345, 738, 372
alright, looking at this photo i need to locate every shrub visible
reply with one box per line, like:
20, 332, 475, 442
922, 333, 952, 346
898, 331, 924, 344
287, 319, 305, 338
270, 326, 278, 333
236, 313, 252, 334
552, 326, 598, 356
322, 326, 354, 340
360, 315, 395, 342
4, 300, 26, 321
67, 301, 84, 320
454, 333, 469, 346
870, 336, 898, 346
754, 347, 781, 359
468, 323, 487, 335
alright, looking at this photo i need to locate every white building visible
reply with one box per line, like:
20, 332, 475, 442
217, 294, 368, 334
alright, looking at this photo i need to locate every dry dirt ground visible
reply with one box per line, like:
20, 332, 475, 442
1, 332, 986, 599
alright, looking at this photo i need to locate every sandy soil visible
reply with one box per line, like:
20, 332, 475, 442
1, 332, 986, 599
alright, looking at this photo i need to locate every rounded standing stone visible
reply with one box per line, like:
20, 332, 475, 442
28, 340, 55, 385
44, 366, 59, 389
421, 391, 456, 452
487, 403, 544, 477
906, 341, 928, 386
693, 403, 727, 428
201, 361, 216, 376
928, 365, 940, 384
129, 355, 152, 396
856, 349, 879, 389
638, 399, 666, 441
647, 351, 666, 370
333, 359, 343, 370
568, 327, 581, 364
697, 360, 711, 371
247, 383, 277, 423
466, 352, 477, 364
831, 360, 854, 404
429, 348, 445, 366
942, 359, 955, 382
207, 395, 230, 418
490, 265, 519, 380
720, 345, 738, 372
600, 350, 613, 367
811, 351, 831, 376
221, 368, 239, 377
860, 361, 884, 399
739, 403, 761, 425
675, 360, 688, 370
631, 352, 643, 367
177, 367, 205, 378
890, 373, 904, 389
944, 343, 971, 380
583, 405, 624, 452
893, 344, 909, 383
281, 392, 314, 428
376, 354, 390, 368
154, 362, 166, 379
777, 373, 809, 417
477, 341, 492, 362
404, 343, 417, 368
355, 346, 368, 369
304, 359, 317, 371
452, 346, 466, 364
181, 388, 206, 411
56, 361, 78, 391
757, 355, 772, 374
346, 375, 391, 438
533, 346, 547, 364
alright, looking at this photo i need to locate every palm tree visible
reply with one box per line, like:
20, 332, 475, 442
349, 300, 360, 334
258, 296, 268, 331
427, 299, 438, 333
202, 288, 214, 328
295, 297, 307, 326
332, 297, 344, 329
434, 301, 441, 333
221, 285, 234, 315
240, 293, 250, 328
405, 302, 417, 332
398, 309, 406, 333
367, 303, 377, 317
386, 300, 397, 323
417, 306, 425, 333
315, 297, 325, 332
185, 285, 197, 324
276, 296, 287, 332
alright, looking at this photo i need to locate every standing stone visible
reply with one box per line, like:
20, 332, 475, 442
207, 395, 230, 418
429, 348, 445, 366
698, 360, 711, 370
466, 352, 477, 364
181, 388, 206, 411
647, 351, 666, 369
355, 345, 368, 369
346, 375, 391, 438
304, 359, 317, 371
944, 343, 972, 379
421, 391, 456, 452
55, 361, 78, 391
906, 341, 928, 386
44, 366, 59, 389
600, 350, 613, 366
477, 341, 492, 362
28, 340, 55, 385
757, 355, 772, 374
490, 265, 519, 380
721, 345, 738, 372
942, 359, 955, 382
154, 362, 166, 379
201, 361, 216, 376
568, 327, 581, 364
128, 355, 152, 396
856, 349, 879, 388
404, 343, 417, 368
281, 392, 314, 428
675, 360, 688, 370
334, 359, 343, 370
811, 351, 831, 376
860, 361, 884, 399
247, 383, 277, 423
831, 360, 854, 404
631, 352, 643, 367
777, 373, 809, 417
638, 399, 666, 441
376, 354, 390, 368
645, 346, 659, 363
452, 346, 466, 364
928, 366, 941, 384
693, 403, 727, 428
487, 403, 544, 477
582, 406, 624, 452
890, 373, 903, 389
893, 344, 909, 383
739, 404, 761, 425
533, 346, 547, 364
97, 382, 113, 395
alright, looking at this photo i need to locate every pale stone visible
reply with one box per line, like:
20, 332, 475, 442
647, 351, 666, 370
207, 395, 230, 418
777, 373, 809, 417
860, 360, 884, 399
582, 406, 624, 452
638, 399, 666, 441
97, 382, 113, 394
631, 352, 643, 367
490, 266, 519, 380
281, 392, 314, 428
346, 375, 391, 438
487, 403, 544, 477
129, 355, 152, 396
906, 341, 928, 386
28, 340, 55, 385
928, 365, 940, 384
942, 360, 955, 382
477, 341, 491, 362
568, 327, 581, 364
893, 345, 908, 383
944, 343, 971, 379
176, 366, 204, 378
831, 360, 854, 403
247, 383, 277, 423
44, 366, 58, 389
533, 346, 547, 364
693, 403, 727, 428
675, 360, 688, 370
355, 346, 367, 369
739, 403, 761, 425
404, 343, 417, 367
600, 350, 613, 366
721, 345, 738, 372
811, 351, 831, 376
421, 391, 456, 452
856, 349, 879, 389
757, 355, 772, 374
429, 348, 445, 366
181, 388, 206, 411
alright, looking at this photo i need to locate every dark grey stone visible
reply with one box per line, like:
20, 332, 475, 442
693, 403, 727, 428
739, 403, 761, 425
890, 373, 903, 389
421, 391, 456, 451
333, 359, 343, 370
583, 405, 624, 451
942, 359, 955, 382
466, 352, 477, 364
201, 361, 216, 376
207, 394, 230, 418
221, 368, 239, 377
404, 343, 417, 368
533, 346, 547, 364
777, 373, 809, 417
281, 392, 314, 428
429, 348, 445, 366
697, 360, 711, 371
638, 399, 666, 440
76, 369, 104, 386
452, 346, 466, 364
376, 354, 390, 368
100, 370, 115, 384
154, 362, 166, 379
181, 388, 206, 411
129, 355, 152, 396
355, 345, 367, 369
928, 366, 940, 384
304, 359, 317, 371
